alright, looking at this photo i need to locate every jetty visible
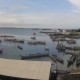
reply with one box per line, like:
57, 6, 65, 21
20, 53, 49, 60
0, 58, 51, 80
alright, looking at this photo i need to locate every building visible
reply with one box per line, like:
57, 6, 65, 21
0, 58, 51, 80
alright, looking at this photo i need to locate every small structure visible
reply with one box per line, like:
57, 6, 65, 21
0, 58, 51, 80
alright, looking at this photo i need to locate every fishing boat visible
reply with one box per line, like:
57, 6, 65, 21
59, 38, 66, 41
50, 55, 64, 64
67, 39, 76, 44
33, 32, 36, 35
52, 55, 64, 64
52, 37, 58, 41
0, 35, 15, 38
49, 55, 57, 62
14, 39, 24, 43
0, 49, 3, 54
56, 44, 65, 51
4, 38, 16, 42
65, 50, 76, 55
68, 55, 76, 66
28, 41, 46, 45
20, 53, 49, 60
17, 45, 23, 50
45, 46, 49, 51
31, 37, 36, 40
0, 40, 2, 42
4, 38, 24, 43
76, 55, 80, 67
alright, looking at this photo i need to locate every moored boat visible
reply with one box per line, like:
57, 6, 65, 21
28, 41, 46, 45
67, 39, 76, 44
0, 49, 3, 54
56, 44, 65, 51
31, 37, 36, 40
76, 55, 80, 67
17, 45, 23, 50
20, 53, 49, 60
68, 55, 76, 65
50, 55, 64, 64
4, 39, 24, 43
0, 39, 2, 42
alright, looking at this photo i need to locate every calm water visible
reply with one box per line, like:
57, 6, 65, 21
0, 28, 79, 71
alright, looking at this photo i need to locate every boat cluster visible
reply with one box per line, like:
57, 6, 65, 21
0, 35, 24, 43
50, 36, 76, 44
56, 43, 80, 67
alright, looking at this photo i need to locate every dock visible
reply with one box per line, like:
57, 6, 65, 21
0, 58, 51, 80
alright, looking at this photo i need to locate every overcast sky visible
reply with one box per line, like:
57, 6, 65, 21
0, 0, 80, 28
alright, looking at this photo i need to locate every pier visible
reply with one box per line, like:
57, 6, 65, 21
0, 58, 51, 80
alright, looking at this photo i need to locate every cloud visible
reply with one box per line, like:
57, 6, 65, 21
0, 12, 80, 26
0, 13, 55, 24
11, 6, 30, 11
68, 0, 80, 13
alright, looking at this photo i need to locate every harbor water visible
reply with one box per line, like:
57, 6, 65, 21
0, 28, 79, 71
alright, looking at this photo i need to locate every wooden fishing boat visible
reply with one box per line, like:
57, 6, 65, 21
0, 49, 3, 54
56, 44, 65, 51
0, 40, 2, 42
68, 55, 76, 66
45, 46, 49, 51
49, 55, 57, 62
4, 39, 24, 43
67, 39, 76, 44
76, 55, 80, 68
50, 55, 64, 64
20, 53, 49, 60
31, 37, 36, 40
17, 45, 23, 50
28, 41, 46, 45
59, 38, 66, 41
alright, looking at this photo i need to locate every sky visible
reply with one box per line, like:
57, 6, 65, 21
0, 0, 80, 28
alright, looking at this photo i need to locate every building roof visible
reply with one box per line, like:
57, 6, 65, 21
0, 58, 51, 80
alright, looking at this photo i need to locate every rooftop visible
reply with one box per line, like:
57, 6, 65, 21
0, 58, 51, 80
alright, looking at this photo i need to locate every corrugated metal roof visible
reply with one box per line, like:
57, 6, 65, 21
0, 58, 51, 80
